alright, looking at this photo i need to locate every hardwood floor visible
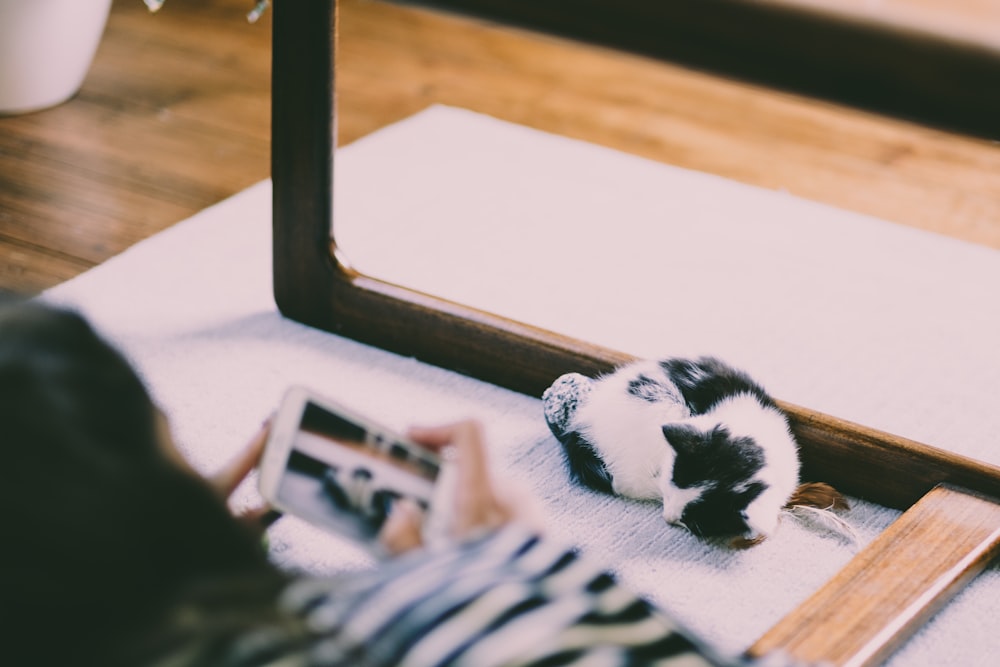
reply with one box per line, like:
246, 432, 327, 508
0, 0, 271, 294
2, 0, 999, 294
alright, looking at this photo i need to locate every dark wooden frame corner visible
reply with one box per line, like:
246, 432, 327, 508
271, 2, 1000, 664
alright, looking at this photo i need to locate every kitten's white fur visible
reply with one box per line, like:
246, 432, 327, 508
572, 361, 689, 499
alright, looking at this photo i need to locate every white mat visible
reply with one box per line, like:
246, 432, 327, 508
46, 105, 999, 665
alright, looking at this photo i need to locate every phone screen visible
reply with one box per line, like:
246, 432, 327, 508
273, 400, 440, 543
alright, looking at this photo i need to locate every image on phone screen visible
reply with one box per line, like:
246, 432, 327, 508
274, 400, 440, 543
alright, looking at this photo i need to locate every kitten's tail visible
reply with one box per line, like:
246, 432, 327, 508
732, 482, 855, 549
782, 482, 859, 549
785, 482, 849, 511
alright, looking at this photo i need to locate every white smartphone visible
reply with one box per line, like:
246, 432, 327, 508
259, 386, 441, 546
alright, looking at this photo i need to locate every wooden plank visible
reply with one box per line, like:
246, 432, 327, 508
0, 239, 91, 295
397, 0, 1000, 138
0, 97, 266, 259
270, 0, 336, 324
0, 123, 197, 263
761, 0, 1000, 51
0, 0, 271, 295
747, 485, 1000, 666
781, 403, 1000, 510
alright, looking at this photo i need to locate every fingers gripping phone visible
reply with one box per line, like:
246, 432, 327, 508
259, 386, 441, 546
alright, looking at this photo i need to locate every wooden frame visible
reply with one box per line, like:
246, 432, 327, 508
272, 2, 1000, 664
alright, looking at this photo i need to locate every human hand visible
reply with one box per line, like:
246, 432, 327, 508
209, 420, 278, 526
379, 420, 517, 555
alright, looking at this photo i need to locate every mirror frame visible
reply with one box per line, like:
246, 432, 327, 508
270, 1, 1000, 662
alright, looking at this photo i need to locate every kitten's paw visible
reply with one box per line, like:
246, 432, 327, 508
542, 372, 593, 439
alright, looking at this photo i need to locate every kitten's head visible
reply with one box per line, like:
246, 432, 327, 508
657, 421, 786, 541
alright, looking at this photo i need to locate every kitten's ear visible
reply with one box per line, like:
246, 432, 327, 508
661, 424, 697, 455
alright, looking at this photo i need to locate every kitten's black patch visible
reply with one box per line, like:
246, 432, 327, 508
663, 424, 766, 489
542, 373, 613, 493
627, 374, 681, 404
681, 482, 767, 537
559, 430, 615, 495
680, 482, 767, 537
660, 356, 776, 414
662, 423, 768, 535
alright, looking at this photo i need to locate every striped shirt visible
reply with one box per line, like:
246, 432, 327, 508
149, 525, 780, 667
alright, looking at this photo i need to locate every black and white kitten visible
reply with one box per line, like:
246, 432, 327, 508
542, 356, 800, 542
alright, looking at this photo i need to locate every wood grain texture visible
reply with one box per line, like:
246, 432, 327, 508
781, 403, 1000, 510
0, 0, 272, 295
748, 485, 1000, 666
764, 0, 1000, 50
401, 0, 1000, 138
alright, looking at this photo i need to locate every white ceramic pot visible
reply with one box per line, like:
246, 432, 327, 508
0, 0, 113, 114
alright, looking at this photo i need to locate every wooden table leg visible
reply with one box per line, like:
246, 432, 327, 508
747, 485, 1000, 666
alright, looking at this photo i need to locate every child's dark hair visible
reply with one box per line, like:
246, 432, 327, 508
0, 300, 284, 664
